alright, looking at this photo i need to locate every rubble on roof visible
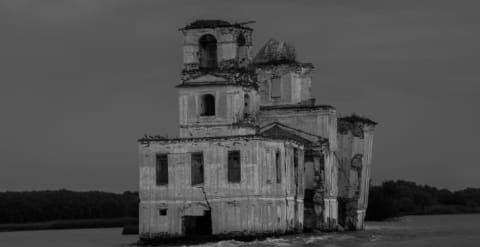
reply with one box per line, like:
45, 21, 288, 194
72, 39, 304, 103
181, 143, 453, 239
182, 19, 253, 30
339, 114, 378, 126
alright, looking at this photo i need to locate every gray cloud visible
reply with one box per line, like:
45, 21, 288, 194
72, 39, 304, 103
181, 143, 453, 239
0, 0, 479, 192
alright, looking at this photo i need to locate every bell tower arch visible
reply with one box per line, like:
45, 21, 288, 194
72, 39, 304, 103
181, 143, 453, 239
177, 20, 259, 138
180, 20, 254, 71
198, 34, 218, 69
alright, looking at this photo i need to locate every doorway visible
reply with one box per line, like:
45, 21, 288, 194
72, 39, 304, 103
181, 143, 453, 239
182, 210, 212, 236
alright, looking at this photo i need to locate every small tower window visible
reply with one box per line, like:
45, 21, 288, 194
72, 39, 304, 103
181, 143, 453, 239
200, 94, 215, 116
271, 77, 281, 99
199, 34, 217, 69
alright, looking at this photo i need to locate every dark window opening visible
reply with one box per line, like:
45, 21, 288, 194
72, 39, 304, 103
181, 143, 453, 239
293, 148, 298, 168
199, 34, 217, 69
191, 152, 204, 186
200, 94, 215, 116
244, 94, 250, 116
276, 151, 281, 183
305, 150, 314, 162
338, 199, 348, 229
159, 208, 167, 216
293, 148, 299, 190
228, 150, 241, 183
237, 33, 246, 46
156, 154, 168, 185
271, 77, 281, 98
183, 211, 212, 236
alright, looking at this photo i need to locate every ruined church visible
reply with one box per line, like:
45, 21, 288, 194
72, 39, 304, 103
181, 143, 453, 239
138, 20, 377, 241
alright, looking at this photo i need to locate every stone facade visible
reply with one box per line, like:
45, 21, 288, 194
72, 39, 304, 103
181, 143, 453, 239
138, 19, 377, 242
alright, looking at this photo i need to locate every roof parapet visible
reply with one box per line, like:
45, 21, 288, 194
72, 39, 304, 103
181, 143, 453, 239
180, 20, 254, 31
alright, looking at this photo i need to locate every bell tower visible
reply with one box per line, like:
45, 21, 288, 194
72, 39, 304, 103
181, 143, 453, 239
177, 20, 259, 138
181, 20, 254, 71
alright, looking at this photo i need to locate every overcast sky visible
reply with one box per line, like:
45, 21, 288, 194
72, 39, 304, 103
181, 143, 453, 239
1, 0, 479, 192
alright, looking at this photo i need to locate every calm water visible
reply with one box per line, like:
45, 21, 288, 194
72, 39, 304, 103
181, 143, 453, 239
1, 214, 479, 247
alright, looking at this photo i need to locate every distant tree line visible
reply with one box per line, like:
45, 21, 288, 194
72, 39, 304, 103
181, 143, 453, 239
1, 181, 480, 224
366, 180, 480, 221
0, 190, 138, 224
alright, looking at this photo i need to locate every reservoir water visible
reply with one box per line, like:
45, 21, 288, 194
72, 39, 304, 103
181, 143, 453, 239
0, 214, 479, 246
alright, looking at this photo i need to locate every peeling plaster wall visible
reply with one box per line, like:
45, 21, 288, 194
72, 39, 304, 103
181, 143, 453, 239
336, 122, 375, 230
139, 138, 305, 237
259, 108, 339, 230
178, 86, 260, 138
256, 66, 313, 106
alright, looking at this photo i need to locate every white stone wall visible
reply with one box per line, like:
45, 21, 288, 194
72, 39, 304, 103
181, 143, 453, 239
139, 138, 305, 237
256, 66, 313, 106
259, 108, 338, 151
335, 121, 376, 230
178, 85, 260, 138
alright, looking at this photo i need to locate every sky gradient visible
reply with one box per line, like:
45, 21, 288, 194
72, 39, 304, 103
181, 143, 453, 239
1, 0, 479, 192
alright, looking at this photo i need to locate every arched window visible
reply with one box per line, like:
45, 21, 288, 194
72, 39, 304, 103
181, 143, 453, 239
243, 93, 250, 116
200, 94, 215, 116
199, 34, 217, 69
237, 33, 246, 46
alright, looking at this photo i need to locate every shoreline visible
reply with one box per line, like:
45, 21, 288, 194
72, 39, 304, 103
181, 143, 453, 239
367, 211, 480, 222
0, 217, 137, 233
2, 212, 479, 233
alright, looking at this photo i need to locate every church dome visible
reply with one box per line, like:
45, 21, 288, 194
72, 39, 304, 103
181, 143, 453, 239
254, 39, 297, 65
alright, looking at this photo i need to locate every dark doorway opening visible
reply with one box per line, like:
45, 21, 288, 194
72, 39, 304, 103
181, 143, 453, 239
183, 211, 212, 236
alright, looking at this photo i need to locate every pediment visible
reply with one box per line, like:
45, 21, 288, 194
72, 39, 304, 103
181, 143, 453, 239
259, 122, 328, 145
184, 74, 229, 83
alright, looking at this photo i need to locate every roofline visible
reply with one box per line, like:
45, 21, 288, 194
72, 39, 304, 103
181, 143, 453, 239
176, 82, 257, 88
259, 122, 329, 144
260, 104, 335, 111
254, 61, 314, 70
138, 134, 305, 146
179, 20, 254, 31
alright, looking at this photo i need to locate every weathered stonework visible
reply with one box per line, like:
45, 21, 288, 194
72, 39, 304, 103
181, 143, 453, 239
336, 116, 376, 230
137, 19, 377, 243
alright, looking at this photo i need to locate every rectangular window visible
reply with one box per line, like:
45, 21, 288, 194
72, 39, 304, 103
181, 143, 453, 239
156, 154, 168, 185
271, 77, 281, 98
228, 150, 241, 183
293, 148, 298, 168
293, 148, 299, 186
159, 208, 167, 216
275, 151, 282, 183
191, 152, 204, 186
